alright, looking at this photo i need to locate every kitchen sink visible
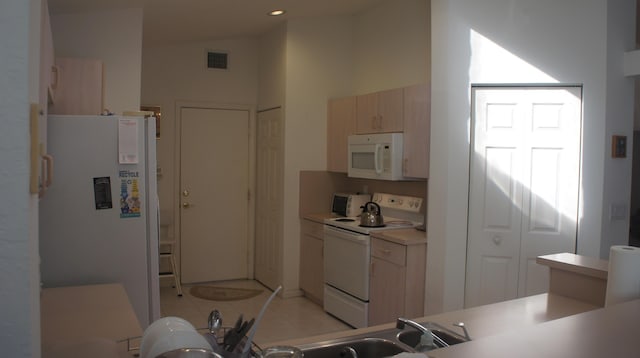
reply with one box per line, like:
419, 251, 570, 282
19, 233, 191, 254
299, 337, 410, 358
397, 328, 468, 348
295, 321, 469, 358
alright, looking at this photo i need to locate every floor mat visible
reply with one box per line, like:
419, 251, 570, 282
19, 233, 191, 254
189, 286, 263, 301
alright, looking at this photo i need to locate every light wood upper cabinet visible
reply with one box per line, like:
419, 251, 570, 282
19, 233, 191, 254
49, 57, 104, 115
327, 96, 356, 173
327, 84, 430, 178
356, 88, 404, 134
402, 84, 431, 179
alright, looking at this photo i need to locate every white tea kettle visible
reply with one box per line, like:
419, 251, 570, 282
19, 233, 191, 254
360, 202, 384, 227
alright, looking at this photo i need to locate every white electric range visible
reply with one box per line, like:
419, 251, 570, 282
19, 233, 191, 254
323, 192, 424, 328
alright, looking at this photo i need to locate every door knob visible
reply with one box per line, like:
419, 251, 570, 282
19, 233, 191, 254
492, 235, 502, 245
182, 202, 190, 208
182, 189, 190, 197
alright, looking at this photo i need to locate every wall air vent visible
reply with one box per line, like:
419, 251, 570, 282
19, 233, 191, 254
206, 51, 228, 70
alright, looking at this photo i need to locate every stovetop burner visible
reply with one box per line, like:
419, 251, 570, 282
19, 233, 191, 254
359, 224, 386, 228
335, 218, 356, 222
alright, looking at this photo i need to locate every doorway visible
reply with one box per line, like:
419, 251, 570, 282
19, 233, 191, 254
465, 86, 583, 307
254, 107, 284, 290
178, 105, 252, 283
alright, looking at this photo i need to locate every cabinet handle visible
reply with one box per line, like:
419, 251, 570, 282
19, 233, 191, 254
43, 154, 54, 187
371, 261, 375, 276
39, 154, 54, 198
50, 65, 59, 90
382, 249, 391, 256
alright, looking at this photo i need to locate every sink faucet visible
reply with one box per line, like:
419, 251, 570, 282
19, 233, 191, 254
453, 322, 472, 341
396, 318, 449, 348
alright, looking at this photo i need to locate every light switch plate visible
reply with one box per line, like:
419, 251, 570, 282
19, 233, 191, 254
612, 135, 627, 158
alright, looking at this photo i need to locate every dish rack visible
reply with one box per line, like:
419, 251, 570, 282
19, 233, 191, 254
120, 327, 263, 358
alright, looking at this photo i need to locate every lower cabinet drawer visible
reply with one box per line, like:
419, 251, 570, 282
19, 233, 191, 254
371, 238, 406, 266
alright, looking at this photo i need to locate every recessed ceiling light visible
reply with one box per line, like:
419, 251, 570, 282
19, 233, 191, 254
268, 9, 286, 16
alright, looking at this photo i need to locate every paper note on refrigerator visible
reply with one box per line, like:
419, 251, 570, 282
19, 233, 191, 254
118, 118, 139, 164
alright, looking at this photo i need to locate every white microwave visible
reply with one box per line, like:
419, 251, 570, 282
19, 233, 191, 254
348, 133, 405, 180
331, 193, 371, 217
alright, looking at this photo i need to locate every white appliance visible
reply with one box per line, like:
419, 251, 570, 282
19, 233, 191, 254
348, 133, 405, 181
331, 193, 371, 217
323, 193, 423, 328
39, 114, 160, 327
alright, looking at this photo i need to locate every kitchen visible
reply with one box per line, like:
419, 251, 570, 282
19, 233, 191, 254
2, 0, 639, 357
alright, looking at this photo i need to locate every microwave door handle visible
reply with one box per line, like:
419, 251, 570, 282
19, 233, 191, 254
374, 144, 383, 174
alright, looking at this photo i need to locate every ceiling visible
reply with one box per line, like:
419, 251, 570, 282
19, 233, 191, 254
48, 0, 386, 46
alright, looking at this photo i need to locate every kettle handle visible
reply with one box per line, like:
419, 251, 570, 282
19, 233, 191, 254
362, 201, 381, 213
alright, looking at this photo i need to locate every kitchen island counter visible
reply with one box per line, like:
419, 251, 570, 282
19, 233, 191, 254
430, 297, 640, 358
267, 293, 601, 355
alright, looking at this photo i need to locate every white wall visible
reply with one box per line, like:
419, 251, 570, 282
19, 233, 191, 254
50, 8, 143, 115
258, 23, 287, 111
601, 1, 636, 255
141, 37, 258, 231
353, 0, 430, 93
0, 0, 42, 355
427, 0, 635, 314
281, 15, 354, 296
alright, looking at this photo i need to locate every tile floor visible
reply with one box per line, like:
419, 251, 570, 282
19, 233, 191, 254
160, 280, 351, 348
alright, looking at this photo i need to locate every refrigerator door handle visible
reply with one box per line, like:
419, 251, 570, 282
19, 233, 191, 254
39, 154, 54, 198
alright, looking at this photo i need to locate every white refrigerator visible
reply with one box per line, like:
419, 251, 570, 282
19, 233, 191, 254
39, 115, 160, 327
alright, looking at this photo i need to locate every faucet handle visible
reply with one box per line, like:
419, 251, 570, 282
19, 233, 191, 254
453, 322, 472, 341
208, 309, 222, 334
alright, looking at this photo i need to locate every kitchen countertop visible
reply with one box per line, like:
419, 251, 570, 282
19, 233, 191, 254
268, 293, 598, 349
41, 283, 142, 358
371, 228, 427, 245
302, 212, 337, 224
430, 298, 640, 358
536, 252, 608, 279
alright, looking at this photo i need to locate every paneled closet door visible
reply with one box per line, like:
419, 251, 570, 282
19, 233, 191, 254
254, 107, 284, 290
465, 86, 582, 308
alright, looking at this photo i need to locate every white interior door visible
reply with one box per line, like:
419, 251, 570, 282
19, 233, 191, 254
465, 86, 582, 308
180, 107, 250, 283
254, 108, 283, 290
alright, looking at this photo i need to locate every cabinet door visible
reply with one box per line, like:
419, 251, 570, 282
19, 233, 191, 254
300, 221, 324, 305
369, 257, 406, 326
356, 92, 379, 134
327, 97, 356, 173
49, 57, 103, 115
356, 89, 404, 134
402, 84, 430, 178
377, 88, 404, 132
